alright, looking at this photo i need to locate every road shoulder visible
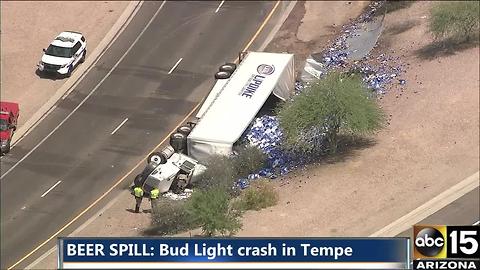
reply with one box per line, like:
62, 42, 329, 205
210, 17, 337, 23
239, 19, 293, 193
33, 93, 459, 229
1, 1, 139, 146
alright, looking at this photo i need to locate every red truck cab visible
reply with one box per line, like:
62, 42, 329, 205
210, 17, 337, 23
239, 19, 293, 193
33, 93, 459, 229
0, 102, 20, 155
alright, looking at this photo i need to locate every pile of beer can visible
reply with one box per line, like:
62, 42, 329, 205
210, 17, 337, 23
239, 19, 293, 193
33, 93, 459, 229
237, 115, 322, 189
301, 1, 407, 95
236, 1, 409, 189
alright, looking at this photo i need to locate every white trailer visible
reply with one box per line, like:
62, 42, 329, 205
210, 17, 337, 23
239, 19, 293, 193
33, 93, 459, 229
188, 51, 295, 163
134, 52, 295, 194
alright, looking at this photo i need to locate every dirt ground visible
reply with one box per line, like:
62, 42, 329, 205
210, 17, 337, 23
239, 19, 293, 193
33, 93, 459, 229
266, 1, 370, 74
29, 1, 479, 268
0, 1, 129, 127
239, 1, 479, 237
29, 2, 374, 268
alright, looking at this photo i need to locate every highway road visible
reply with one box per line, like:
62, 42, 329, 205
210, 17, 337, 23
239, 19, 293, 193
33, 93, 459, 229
0, 1, 282, 268
396, 187, 479, 239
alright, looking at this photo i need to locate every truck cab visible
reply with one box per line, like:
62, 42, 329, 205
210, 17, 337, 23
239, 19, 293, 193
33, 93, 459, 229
0, 102, 20, 155
131, 151, 206, 196
132, 52, 295, 195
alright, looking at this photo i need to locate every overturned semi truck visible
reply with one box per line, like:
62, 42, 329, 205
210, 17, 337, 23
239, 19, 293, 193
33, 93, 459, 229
132, 52, 295, 195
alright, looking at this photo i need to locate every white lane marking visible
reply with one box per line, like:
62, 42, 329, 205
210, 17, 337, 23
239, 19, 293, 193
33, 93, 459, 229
110, 118, 129, 135
474, 220, 479, 226
40, 181, 62, 198
25, 190, 126, 269
215, 0, 225, 13
10, 1, 144, 150
10, 105, 57, 150
20, 2, 283, 269
0, 1, 167, 181
167, 58, 183, 74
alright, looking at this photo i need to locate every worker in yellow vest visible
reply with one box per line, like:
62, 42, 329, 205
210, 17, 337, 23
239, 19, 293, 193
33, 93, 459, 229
150, 188, 160, 212
133, 186, 144, 213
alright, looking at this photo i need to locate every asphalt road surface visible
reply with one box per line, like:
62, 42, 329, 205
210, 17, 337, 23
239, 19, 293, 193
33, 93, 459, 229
396, 187, 479, 239
0, 1, 278, 268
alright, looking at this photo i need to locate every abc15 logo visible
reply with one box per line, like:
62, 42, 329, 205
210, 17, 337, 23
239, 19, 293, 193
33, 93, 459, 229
413, 225, 479, 259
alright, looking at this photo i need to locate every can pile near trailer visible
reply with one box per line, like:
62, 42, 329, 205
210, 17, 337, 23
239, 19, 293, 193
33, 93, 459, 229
132, 52, 295, 195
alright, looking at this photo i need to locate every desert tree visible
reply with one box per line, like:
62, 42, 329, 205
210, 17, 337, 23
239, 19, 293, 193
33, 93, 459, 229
277, 72, 385, 154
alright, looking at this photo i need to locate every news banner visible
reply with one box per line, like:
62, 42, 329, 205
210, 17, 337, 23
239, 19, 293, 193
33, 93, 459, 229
58, 225, 479, 269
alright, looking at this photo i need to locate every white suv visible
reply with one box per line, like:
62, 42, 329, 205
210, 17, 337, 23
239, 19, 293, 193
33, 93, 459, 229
37, 31, 87, 77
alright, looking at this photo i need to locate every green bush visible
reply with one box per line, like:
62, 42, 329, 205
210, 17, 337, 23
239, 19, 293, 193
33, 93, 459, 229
429, 1, 479, 41
186, 188, 242, 236
194, 155, 236, 192
194, 146, 267, 193
234, 179, 279, 211
276, 72, 385, 154
385, 1, 414, 12
144, 199, 198, 236
375, 1, 415, 15
232, 146, 268, 178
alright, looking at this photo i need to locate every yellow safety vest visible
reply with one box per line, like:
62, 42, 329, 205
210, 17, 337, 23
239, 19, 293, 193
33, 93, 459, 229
134, 187, 144, 198
150, 189, 159, 199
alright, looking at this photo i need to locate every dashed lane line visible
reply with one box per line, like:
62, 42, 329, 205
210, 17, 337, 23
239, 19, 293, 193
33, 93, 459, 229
167, 58, 183, 74
0, 1, 167, 181
215, 1, 225, 13
110, 118, 129, 135
40, 181, 62, 198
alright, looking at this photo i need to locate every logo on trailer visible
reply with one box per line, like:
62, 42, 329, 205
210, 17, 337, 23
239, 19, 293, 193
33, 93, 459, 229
257, 64, 275, 75
240, 64, 275, 98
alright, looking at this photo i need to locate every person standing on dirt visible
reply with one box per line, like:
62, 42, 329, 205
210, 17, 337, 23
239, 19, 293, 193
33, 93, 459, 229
149, 188, 159, 212
133, 186, 144, 213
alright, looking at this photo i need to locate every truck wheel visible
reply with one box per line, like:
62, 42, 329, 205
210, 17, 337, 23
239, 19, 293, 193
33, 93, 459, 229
177, 125, 192, 136
176, 179, 188, 190
80, 51, 86, 63
173, 175, 189, 193
148, 152, 166, 164
214, 71, 231, 80
66, 66, 73, 78
141, 162, 157, 177
133, 174, 144, 187
1, 141, 10, 155
219, 63, 236, 73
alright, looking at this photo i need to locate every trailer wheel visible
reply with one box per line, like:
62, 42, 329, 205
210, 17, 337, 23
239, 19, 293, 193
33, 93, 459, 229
219, 63, 236, 73
170, 132, 187, 153
177, 125, 192, 136
214, 71, 231, 80
148, 152, 166, 165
